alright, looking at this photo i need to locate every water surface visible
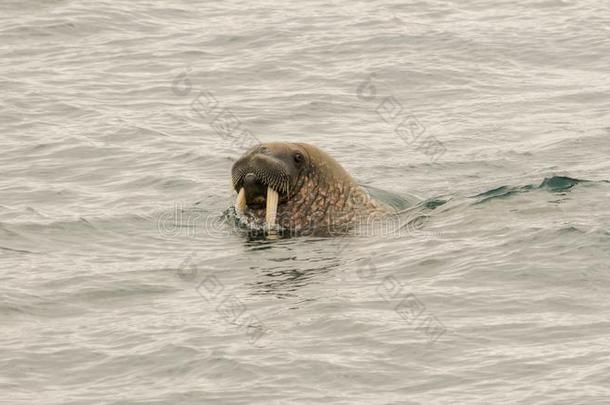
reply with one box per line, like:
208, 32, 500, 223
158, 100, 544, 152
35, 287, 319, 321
1, 0, 609, 404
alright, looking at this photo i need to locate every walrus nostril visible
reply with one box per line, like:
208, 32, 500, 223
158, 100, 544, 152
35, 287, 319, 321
244, 173, 257, 186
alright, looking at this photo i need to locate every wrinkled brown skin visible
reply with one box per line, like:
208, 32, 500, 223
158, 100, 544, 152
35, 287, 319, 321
233, 142, 393, 235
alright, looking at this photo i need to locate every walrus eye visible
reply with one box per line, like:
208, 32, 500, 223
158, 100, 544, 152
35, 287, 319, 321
293, 152, 304, 164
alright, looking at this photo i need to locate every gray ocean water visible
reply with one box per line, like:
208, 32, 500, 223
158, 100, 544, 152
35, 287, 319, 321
1, 0, 610, 403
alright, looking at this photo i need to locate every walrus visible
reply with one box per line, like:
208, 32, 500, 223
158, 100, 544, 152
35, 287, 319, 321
231, 142, 395, 235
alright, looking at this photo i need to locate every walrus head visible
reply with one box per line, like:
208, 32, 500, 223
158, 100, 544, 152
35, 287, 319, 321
232, 142, 388, 233
232, 143, 310, 228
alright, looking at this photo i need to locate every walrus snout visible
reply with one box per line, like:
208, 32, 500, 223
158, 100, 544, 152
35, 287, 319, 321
242, 173, 267, 206
232, 152, 292, 230
232, 153, 292, 197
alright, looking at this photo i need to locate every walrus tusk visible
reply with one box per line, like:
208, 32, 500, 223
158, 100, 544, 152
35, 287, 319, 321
265, 187, 279, 229
235, 188, 246, 215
